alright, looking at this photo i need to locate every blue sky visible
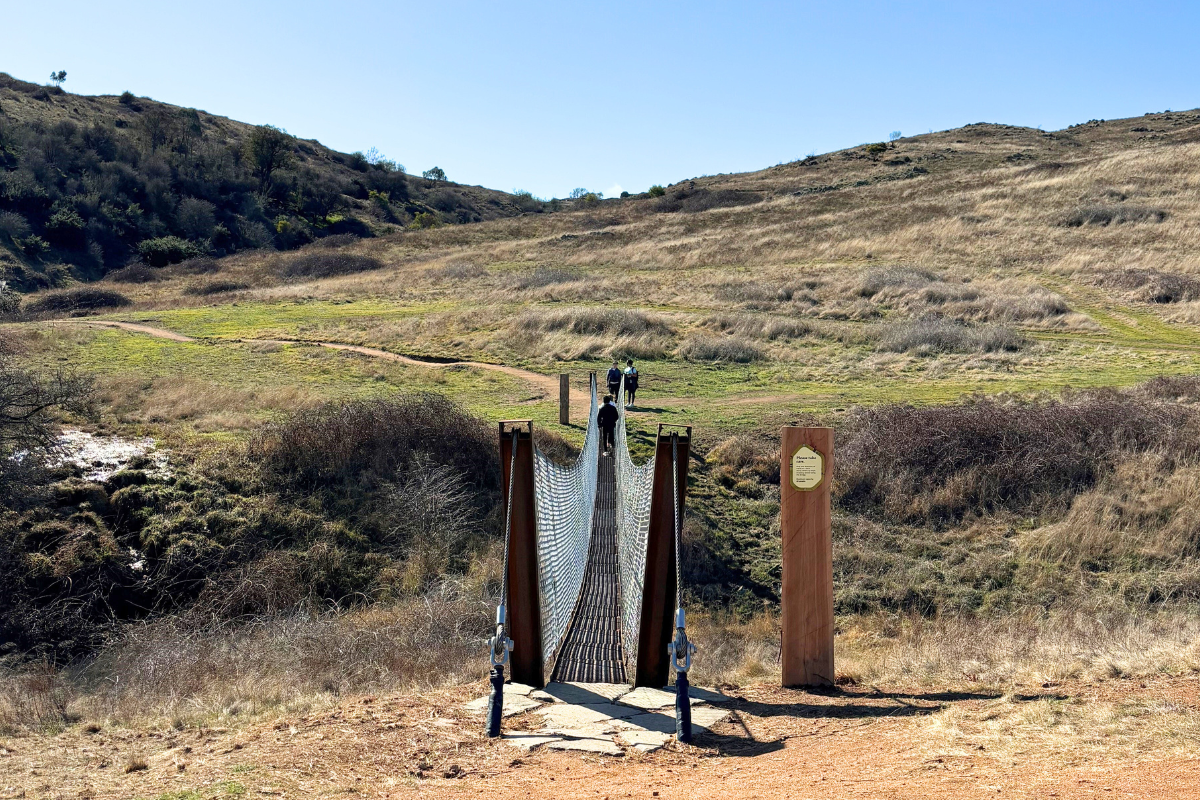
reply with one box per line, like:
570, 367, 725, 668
4, 1, 1198, 199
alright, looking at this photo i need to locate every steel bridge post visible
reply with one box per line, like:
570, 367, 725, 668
634, 424, 691, 688
498, 420, 544, 688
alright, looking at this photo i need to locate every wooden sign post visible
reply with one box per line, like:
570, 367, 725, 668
559, 374, 570, 425
780, 427, 834, 687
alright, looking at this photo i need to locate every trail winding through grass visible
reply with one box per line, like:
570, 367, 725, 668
78, 319, 590, 405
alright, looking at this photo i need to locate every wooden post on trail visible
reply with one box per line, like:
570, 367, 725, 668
780, 427, 834, 687
498, 421, 544, 688
559, 374, 570, 425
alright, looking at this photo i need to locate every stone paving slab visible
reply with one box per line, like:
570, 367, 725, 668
501, 732, 561, 751
615, 729, 672, 753
461, 693, 542, 717
537, 701, 641, 730
546, 737, 624, 755
506, 682, 537, 697
531, 682, 631, 704
617, 686, 676, 710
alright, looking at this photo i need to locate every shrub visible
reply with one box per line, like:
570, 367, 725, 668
0, 281, 19, 317
0, 211, 31, 242
44, 208, 86, 249
138, 236, 204, 267
105, 264, 160, 283
175, 256, 221, 274
25, 288, 131, 313
409, 211, 440, 229
678, 335, 764, 363
118, 91, 136, 106
184, 280, 248, 296
648, 185, 666, 197
250, 394, 500, 515
176, 197, 216, 241
279, 252, 384, 279
876, 317, 1026, 354
837, 391, 1200, 524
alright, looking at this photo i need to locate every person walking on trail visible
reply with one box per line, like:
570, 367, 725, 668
623, 359, 639, 407
598, 394, 618, 454
606, 359, 622, 400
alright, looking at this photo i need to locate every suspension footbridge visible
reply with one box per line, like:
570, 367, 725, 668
486, 375, 696, 739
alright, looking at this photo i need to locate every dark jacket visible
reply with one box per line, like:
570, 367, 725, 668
606, 367, 622, 386
597, 402, 618, 429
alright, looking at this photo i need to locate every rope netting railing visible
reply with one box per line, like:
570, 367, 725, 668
613, 377, 656, 674
532, 376, 600, 665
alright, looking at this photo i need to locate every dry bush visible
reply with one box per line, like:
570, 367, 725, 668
875, 317, 1026, 354
184, 280, 249, 296
706, 435, 780, 491
838, 390, 1200, 524
702, 313, 813, 341
0, 661, 73, 734
678, 334, 764, 363
1061, 204, 1168, 227
173, 256, 221, 274
105, 264, 161, 283
24, 288, 131, 314
251, 394, 499, 505
533, 426, 582, 467
1098, 268, 1200, 304
279, 252, 384, 279
68, 585, 495, 727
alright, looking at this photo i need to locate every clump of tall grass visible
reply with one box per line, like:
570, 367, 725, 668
510, 266, 579, 290
875, 317, 1026, 354
855, 266, 938, 297
1061, 204, 1168, 227
515, 306, 671, 337
678, 334, 764, 363
702, 313, 814, 341
1099, 268, 1200, 304
24, 288, 131, 314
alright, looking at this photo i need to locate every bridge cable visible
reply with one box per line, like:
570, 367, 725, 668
485, 427, 519, 737
667, 431, 696, 742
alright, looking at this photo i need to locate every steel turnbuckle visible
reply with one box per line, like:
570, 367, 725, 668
667, 608, 697, 672
489, 605, 514, 667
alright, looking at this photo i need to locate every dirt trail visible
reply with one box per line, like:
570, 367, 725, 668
73, 319, 590, 406
6, 679, 1197, 799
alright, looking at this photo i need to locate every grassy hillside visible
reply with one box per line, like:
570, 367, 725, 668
0, 72, 541, 291
5, 105, 1200, 671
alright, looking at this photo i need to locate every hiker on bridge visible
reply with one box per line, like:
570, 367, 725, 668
606, 359, 622, 400
598, 394, 618, 454
623, 359, 639, 407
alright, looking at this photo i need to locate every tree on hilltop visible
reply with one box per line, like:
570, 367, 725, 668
50, 71, 66, 87
422, 167, 446, 184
